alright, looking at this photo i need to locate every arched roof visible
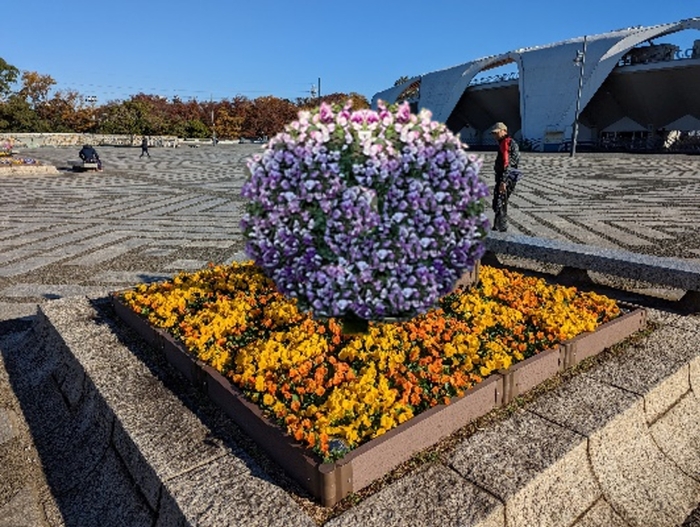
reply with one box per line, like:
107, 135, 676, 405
372, 18, 700, 142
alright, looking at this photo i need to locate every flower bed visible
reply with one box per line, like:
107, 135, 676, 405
0, 156, 41, 166
114, 261, 646, 505
117, 261, 637, 445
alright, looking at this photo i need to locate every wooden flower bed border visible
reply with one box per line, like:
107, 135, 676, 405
111, 294, 646, 507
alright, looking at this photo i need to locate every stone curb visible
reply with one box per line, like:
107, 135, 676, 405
2, 297, 315, 527
2, 298, 700, 527
327, 309, 700, 527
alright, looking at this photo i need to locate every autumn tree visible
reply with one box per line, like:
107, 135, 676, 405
19, 71, 56, 109
36, 90, 98, 133
0, 68, 54, 131
321, 92, 370, 109
296, 92, 370, 111
0, 58, 373, 136
242, 95, 297, 139
211, 95, 250, 139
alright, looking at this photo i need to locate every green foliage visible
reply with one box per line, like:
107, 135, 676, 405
184, 119, 210, 138
0, 95, 47, 132
0, 58, 19, 100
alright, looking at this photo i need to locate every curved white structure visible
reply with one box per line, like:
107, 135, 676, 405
372, 18, 700, 151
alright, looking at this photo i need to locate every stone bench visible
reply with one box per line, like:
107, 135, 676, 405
483, 232, 700, 308
68, 160, 100, 171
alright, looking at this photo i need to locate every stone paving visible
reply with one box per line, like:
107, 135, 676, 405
1, 145, 700, 526
1, 146, 699, 325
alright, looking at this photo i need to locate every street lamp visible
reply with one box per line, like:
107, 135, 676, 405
309, 78, 321, 104
570, 36, 587, 158
85, 95, 98, 130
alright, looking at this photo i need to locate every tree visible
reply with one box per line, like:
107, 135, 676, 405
0, 57, 19, 101
214, 95, 251, 139
130, 93, 172, 135
214, 106, 244, 139
296, 92, 370, 111
37, 90, 97, 133
0, 94, 45, 132
321, 92, 370, 109
19, 71, 56, 108
97, 99, 151, 142
242, 96, 297, 139
184, 119, 210, 138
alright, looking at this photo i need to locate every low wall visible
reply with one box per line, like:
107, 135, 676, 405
0, 133, 181, 148
0, 165, 61, 176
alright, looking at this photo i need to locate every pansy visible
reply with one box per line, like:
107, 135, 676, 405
241, 101, 490, 321
120, 263, 621, 461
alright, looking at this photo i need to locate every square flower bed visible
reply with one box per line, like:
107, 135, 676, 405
113, 262, 646, 506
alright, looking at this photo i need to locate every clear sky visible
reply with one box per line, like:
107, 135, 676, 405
2, 1, 698, 105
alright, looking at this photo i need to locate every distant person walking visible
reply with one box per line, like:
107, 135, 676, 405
140, 136, 150, 158
491, 122, 520, 232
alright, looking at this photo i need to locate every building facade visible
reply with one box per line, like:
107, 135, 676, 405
372, 18, 700, 152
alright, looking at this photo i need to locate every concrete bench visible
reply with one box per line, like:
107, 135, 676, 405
68, 160, 100, 172
483, 232, 700, 308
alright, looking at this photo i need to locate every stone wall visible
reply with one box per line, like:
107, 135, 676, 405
0, 133, 180, 148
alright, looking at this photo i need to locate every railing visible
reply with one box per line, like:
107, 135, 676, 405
468, 71, 519, 87
617, 46, 699, 67
467, 45, 699, 87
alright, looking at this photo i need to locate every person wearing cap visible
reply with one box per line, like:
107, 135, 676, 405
490, 122, 520, 232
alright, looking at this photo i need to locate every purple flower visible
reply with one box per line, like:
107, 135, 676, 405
241, 101, 490, 320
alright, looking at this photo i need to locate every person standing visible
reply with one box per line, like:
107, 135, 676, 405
140, 136, 150, 158
490, 122, 520, 232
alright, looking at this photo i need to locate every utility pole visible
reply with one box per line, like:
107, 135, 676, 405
211, 108, 216, 145
570, 36, 587, 158
210, 95, 216, 146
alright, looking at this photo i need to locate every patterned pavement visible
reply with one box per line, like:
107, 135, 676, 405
1, 145, 699, 325
1, 145, 700, 526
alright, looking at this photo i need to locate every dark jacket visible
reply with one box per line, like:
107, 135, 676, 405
494, 135, 520, 180
79, 145, 99, 162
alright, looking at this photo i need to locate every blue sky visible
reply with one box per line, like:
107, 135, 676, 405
2, 1, 698, 105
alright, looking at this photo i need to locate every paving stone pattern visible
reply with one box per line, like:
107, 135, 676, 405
1, 147, 699, 323
1, 146, 700, 526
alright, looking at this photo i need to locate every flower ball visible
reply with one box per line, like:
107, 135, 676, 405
241, 101, 489, 321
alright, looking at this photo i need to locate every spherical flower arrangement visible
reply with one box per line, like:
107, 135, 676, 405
240, 101, 489, 327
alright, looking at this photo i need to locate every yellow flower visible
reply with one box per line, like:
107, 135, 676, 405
119, 261, 622, 461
